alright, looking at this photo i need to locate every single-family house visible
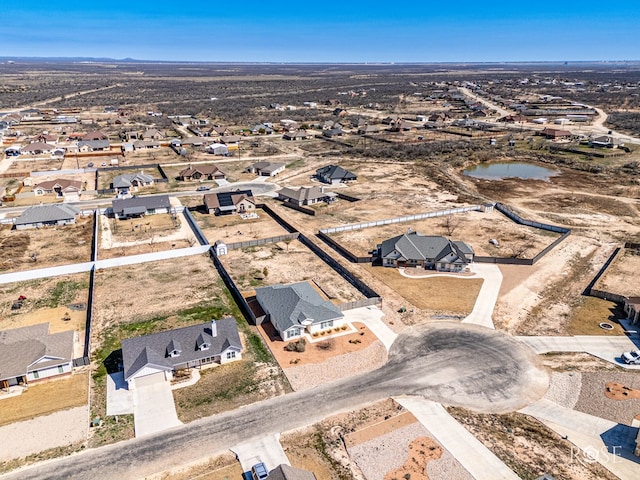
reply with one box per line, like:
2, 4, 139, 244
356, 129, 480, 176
220, 135, 241, 150
208, 125, 232, 136
111, 194, 171, 219
111, 172, 155, 195
205, 143, 229, 155
246, 161, 285, 177
132, 140, 161, 150
178, 164, 226, 181
142, 128, 165, 140
0, 323, 74, 388
31, 133, 58, 144
590, 135, 624, 148
316, 165, 357, 184
357, 124, 381, 134
20, 142, 55, 155
255, 282, 345, 340
539, 128, 572, 140
121, 318, 242, 390
180, 137, 205, 147
266, 465, 317, 480
14, 204, 80, 229
278, 186, 336, 206
282, 130, 309, 141
82, 131, 108, 141
251, 124, 273, 135
377, 232, 474, 272
323, 128, 344, 138
33, 179, 82, 197
203, 189, 255, 215
78, 139, 110, 152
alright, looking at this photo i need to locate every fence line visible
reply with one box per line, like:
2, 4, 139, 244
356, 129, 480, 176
280, 202, 316, 216
531, 231, 571, 264
494, 203, 570, 234
320, 205, 484, 234
209, 250, 257, 325
474, 256, 533, 265
94, 245, 210, 269
83, 266, 95, 359
224, 233, 299, 251
337, 297, 382, 311
183, 208, 209, 246
317, 231, 372, 263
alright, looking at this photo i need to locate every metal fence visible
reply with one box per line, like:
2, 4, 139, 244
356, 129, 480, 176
209, 249, 257, 325
224, 233, 300, 251
495, 203, 570, 234
337, 297, 382, 311
320, 205, 484, 234
183, 208, 209, 246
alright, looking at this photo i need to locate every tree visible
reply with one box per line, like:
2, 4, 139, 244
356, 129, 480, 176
441, 215, 460, 236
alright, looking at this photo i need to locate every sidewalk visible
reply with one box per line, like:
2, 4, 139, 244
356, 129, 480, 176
394, 396, 519, 480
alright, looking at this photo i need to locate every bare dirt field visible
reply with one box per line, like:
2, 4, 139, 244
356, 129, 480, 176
91, 255, 224, 333
0, 216, 93, 272
328, 208, 559, 258
594, 248, 640, 297
220, 240, 365, 304
192, 210, 289, 245
153, 451, 243, 480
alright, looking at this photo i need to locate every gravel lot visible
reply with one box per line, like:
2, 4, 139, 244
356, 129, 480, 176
574, 371, 640, 426
544, 371, 582, 409
284, 341, 387, 391
347, 421, 473, 480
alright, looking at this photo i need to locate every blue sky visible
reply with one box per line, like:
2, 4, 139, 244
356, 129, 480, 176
2, 1, 639, 62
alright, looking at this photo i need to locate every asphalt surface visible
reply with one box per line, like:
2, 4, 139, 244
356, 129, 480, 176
2, 322, 549, 480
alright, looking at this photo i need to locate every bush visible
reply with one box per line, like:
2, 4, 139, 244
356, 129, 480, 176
284, 338, 306, 353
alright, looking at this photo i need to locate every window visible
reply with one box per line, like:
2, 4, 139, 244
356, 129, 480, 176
33, 371, 39, 379
226, 351, 236, 360
287, 328, 301, 339
320, 320, 334, 330
58, 365, 64, 374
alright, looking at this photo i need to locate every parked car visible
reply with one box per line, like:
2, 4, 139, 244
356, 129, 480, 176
621, 350, 640, 365
250, 462, 268, 480
87, 162, 94, 167
196, 186, 210, 191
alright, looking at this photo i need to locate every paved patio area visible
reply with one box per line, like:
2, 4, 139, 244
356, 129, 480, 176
106, 372, 133, 416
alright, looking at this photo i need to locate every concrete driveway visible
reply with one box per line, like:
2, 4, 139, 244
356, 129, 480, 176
461, 263, 503, 329
132, 375, 183, 437
106, 372, 133, 416
395, 396, 519, 480
341, 306, 397, 350
231, 434, 290, 473
521, 399, 640, 480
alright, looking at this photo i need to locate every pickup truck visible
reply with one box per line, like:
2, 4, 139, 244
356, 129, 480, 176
621, 350, 640, 365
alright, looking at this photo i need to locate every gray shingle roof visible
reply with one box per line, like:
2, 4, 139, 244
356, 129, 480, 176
112, 195, 171, 215
278, 186, 331, 203
78, 139, 110, 149
255, 282, 343, 335
380, 232, 473, 263
14, 204, 79, 226
267, 464, 317, 480
112, 172, 155, 188
121, 318, 242, 381
316, 165, 357, 182
0, 323, 74, 382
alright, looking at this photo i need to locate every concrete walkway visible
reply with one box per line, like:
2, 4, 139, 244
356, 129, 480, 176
518, 335, 640, 369
520, 399, 640, 480
462, 263, 503, 329
341, 305, 398, 351
231, 433, 290, 473
395, 396, 519, 480
132, 379, 182, 437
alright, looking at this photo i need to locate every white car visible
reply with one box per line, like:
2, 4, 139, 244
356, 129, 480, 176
621, 350, 640, 365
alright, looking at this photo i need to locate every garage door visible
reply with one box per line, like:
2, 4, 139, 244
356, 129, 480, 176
133, 371, 166, 388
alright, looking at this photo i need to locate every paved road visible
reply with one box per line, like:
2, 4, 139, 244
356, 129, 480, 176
2, 322, 549, 480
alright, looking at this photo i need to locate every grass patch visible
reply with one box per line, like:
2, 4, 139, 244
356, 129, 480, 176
363, 265, 483, 314
34, 280, 88, 308
0, 373, 88, 427
0, 441, 86, 475
567, 296, 626, 335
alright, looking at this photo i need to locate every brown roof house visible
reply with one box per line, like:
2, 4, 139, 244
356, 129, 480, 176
204, 189, 255, 215
178, 164, 226, 181
278, 186, 336, 206
82, 131, 108, 141
539, 128, 572, 139
33, 178, 82, 198
246, 161, 285, 177
0, 323, 74, 388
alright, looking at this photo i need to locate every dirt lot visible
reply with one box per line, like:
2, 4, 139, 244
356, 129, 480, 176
153, 451, 243, 480
96, 165, 164, 190
193, 210, 289, 245
0, 216, 93, 272
328, 208, 559, 258
594, 248, 640, 297
92, 255, 225, 334
0, 373, 88, 427
220, 240, 364, 304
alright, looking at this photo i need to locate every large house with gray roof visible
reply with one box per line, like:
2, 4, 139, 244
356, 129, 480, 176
121, 317, 242, 390
278, 186, 336, 207
377, 232, 474, 272
255, 282, 345, 340
315, 165, 357, 185
111, 194, 171, 219
0, 323, 74, 388
14, 204, 80, 230
111, 172, 155, 196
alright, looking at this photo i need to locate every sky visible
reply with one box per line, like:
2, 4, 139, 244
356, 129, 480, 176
2, 1, 639, 62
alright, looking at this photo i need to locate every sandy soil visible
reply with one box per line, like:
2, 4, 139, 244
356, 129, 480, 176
575, 372, 640, 426
594, 248, 640, 296
150, 451, 243, 480
220, 240, 365, 304
193, 210, 289, 246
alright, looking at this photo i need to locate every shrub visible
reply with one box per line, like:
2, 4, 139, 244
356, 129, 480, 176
284, 338, 306, 353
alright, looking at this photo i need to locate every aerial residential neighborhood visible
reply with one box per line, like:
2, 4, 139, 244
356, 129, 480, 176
1, 58, 640, 480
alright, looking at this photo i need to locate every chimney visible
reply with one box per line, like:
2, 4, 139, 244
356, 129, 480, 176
210, 319, 217, 337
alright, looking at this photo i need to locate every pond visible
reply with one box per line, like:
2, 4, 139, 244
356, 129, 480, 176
463, 162, 560, 181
